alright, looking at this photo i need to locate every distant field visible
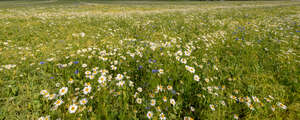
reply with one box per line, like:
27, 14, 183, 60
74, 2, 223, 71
0, 1, 299, 120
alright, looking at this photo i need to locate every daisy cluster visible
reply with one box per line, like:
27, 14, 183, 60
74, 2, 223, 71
37, 34, 289, 119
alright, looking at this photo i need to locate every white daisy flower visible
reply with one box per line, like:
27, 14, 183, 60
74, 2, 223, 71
150, 99, 156, 106
136, 98, 142, 104
234, 114, 239, 120
158, 69, 164, 74
68, 104, 78, 114
83, 86, 92, 95
38, 116, 45, 120
277, 102, 287, 109
137, 87, 143, 92
48, 94, 56, 100
79, 98, 88, 105
160, 113, 166, 120
82, 64, 87, 68
59, 87, 68, 96
54, 99, 63, 106
116, 81, 125, 87
98, 75, 107, 84
40, 90, 48, 96
194, 75, 200, 82
146, 111, 153, 119
209, 104, 215, 111
170, 98, 176, 106
116, 74, 124, 80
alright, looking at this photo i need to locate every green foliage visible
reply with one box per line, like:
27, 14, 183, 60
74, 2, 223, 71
0, 1, 299, 120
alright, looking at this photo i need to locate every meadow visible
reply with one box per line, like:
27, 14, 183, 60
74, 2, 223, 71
0, 1, 299, 120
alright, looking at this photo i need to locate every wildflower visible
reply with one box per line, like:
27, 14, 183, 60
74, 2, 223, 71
160, 113, 166, 120
230, 95, 237, 100
157, 85, 163, 92
149, 93, 155, 98
68, 78, 74, 84
54, 99, 63, 106
69, 104, 78, 114
170, 98, 176, 106
48, 94, 56, 100
180, 58, 187, 64
246, 102, 255, 110
137, 87, 143, 92
152, 69, 158, 73
116, 74, 124, 80
234, 114, 239, 120
83, 86, 92, 95
45, 116, 50, 120
190, 106, 195, 112
74, 70, 79, 74
167, 85, 173, 91
185, 65, 195, 73
117, 81, 125, 87
59, 87, 68, 96
156, 106, 161, 112
85, 71, 91, 75
92, 70, 98, 75
271, 105, 276, 111
98, 75, 107, 84
138, 65, 143, 70
80, 98, 88, 105
80, 32, 85, 37
146, 111, 153, 119
40, 90, 48, 96
209, 104, 215, 111
129, 81, 134, 87
252, 96, 260, 103
220, 100, 226, 106
150, 99, 156, 106
55, 83, 61, 87
88, 75, 95, 80
194, 75, 200, 82
245, 96, 251, 103
136, 98, 142, 104
111, 65, 117, 70
184, 117, 194, 120
38, 116, 45, 120
163, 96, 167, 102
85, 82, 91, 87
277, 102, 287, 109
133, 92, 138, 98
185, 50, 191, 56
204, 78, 209, 83
92, 67, 98, 71
264, 98, 271, 103
158, 69, 164, 74
82, 64, 87, 68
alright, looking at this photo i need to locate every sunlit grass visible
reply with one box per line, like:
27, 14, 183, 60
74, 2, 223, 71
0, 1, 299, 120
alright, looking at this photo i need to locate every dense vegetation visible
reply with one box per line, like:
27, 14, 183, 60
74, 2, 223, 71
0, 1, 299, 120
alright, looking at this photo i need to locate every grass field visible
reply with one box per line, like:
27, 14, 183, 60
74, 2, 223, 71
0, 1, 299, 119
